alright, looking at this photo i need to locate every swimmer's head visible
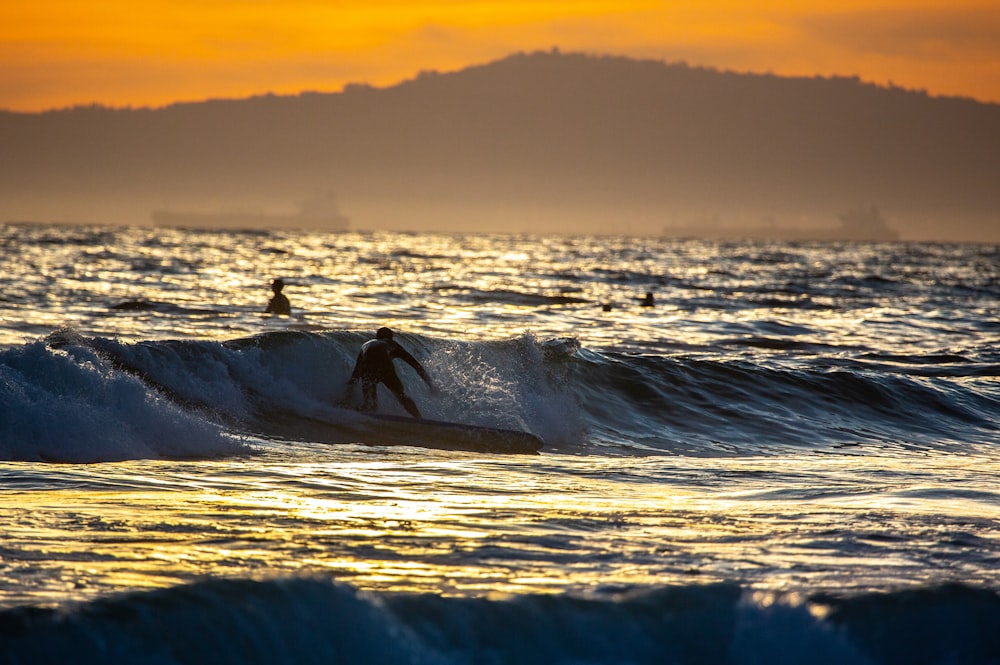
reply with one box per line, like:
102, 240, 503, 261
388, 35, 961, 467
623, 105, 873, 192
376, 327, 394, 340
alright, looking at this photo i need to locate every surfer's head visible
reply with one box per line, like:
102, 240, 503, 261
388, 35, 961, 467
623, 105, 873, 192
376, 326, 394, 340
271, 278, 284, 293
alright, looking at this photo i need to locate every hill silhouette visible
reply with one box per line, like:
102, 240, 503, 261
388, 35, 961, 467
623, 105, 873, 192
2, 50, 998, 241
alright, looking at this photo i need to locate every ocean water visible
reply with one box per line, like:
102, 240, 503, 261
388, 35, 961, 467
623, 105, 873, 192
1, 221, 998, 664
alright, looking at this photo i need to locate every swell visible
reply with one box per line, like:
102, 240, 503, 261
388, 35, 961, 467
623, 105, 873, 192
1, 329, 995, 461
1, 576, 997, 665
572, 349, 999, 454
1, 329, 582, 461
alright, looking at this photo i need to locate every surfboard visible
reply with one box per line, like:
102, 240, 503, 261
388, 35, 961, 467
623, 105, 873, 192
252, 410, 544, 455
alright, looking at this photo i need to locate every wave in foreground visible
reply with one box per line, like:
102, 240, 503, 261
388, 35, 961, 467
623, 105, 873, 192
0, 329, 996, 462
1, 576, 997, 665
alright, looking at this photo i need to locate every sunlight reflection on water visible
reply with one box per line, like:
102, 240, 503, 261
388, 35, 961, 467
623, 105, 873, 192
3, 224, 997, 611
6, 225, 996, 362
3, 449, 997, 607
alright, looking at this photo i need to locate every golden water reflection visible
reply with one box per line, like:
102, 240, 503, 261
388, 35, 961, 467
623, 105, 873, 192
7, 226, 988, 359
3, 449, 998, 608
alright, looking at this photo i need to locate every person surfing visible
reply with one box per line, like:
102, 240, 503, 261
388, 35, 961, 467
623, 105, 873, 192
346, 327, 438, 419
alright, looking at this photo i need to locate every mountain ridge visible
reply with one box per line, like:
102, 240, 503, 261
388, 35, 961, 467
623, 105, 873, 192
2, 50, 998, 241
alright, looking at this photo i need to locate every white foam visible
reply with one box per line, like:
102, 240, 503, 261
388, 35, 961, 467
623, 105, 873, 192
0, 341, 249, 462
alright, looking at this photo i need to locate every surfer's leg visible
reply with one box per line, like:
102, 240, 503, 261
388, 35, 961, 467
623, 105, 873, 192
361, 378, 378, 411
385, 373, 421, 419
397, 393, 422, 419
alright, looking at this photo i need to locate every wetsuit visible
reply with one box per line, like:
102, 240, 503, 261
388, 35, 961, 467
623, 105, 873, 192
265, 292, 290, 315
348, 338, 433, 418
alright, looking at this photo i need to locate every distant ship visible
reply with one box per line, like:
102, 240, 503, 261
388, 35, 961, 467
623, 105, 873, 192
151, 193, 350, 231
833, 205, 900, 242
662, 205, 899, 242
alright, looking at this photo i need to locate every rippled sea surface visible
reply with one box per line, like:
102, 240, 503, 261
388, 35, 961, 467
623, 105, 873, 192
1, 222, 998, 663
6, 222, 994, 355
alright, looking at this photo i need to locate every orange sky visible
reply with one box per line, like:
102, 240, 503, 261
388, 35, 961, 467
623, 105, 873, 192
2, 0, 999, 112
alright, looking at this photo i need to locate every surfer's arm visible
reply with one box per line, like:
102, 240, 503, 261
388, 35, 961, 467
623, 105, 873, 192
397, 348, 436, 390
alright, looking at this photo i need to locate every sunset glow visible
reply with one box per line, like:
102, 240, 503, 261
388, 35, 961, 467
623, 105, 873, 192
2, 0, 998, 111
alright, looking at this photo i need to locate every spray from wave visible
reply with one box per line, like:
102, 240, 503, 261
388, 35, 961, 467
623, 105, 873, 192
0, 335, 245, 463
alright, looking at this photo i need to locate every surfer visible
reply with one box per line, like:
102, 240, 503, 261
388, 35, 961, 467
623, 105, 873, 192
639, 291, 655, 307
346, 327, 437, 419
265, 278, 291, 315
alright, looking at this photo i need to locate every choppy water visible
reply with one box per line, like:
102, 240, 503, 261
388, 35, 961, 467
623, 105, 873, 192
1, 222, 998, 663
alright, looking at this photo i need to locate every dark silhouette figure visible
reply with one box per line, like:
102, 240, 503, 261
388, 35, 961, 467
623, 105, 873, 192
265, 278, 291, 315
347, 327, 437, 419
111, 299, 156, 311
640, 291, 655, 307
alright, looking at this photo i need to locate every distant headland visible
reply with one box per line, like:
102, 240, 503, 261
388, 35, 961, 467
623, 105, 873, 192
2, 50, 998, 242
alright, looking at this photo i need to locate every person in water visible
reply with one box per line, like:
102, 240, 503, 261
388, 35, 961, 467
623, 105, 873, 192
265, 278, 291, 315
346, 327, 437, 419
639, 291, 655, 307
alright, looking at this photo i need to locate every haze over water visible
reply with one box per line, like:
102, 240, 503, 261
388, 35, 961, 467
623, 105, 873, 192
2, 221, 998, 663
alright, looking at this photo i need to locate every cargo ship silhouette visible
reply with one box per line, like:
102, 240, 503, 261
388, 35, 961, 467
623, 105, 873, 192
663, 205, 899, 242
152, 193, 349, 231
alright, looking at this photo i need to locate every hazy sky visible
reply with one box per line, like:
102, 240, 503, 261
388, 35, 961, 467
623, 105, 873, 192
2, 0, 999, 111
